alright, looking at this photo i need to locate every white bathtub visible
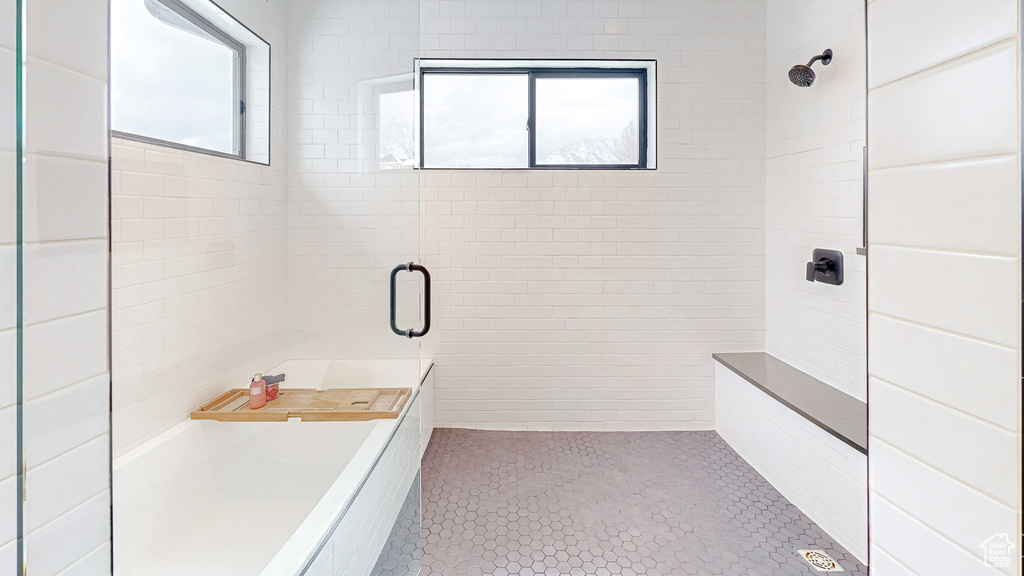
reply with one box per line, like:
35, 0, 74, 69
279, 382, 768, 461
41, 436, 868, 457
113, 359, 432, 576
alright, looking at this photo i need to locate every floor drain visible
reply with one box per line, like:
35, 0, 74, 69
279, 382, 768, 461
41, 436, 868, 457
797, 550, 845, 572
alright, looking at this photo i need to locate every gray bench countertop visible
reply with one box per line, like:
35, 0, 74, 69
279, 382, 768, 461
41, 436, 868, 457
713, 352, 867, 454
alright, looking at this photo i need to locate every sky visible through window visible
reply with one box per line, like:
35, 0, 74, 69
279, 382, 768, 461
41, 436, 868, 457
423, 74, 529, 168
535, 77, 639, 165
421, 72, 642, 168
111, 0, 236, 154
379, 90, 418, 169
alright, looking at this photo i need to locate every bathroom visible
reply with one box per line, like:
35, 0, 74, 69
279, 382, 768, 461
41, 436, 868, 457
2, 0, 1021, 575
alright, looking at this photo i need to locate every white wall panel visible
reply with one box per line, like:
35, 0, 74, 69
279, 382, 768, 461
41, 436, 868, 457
867, 1, 1022, 572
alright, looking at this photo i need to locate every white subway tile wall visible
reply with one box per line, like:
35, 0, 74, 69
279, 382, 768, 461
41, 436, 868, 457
411, 0, 766, 430
110, 0, 291, 458
18, 0, 112, 572
765, 0, 866, 401
715, 361, 867, 562
867, 0, 1021, 574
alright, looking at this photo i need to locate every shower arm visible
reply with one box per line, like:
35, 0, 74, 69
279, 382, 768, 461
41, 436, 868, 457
806, 54, 828, 67
805, 50, 833, 68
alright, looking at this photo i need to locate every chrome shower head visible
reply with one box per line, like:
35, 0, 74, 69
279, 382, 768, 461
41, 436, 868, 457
789, 49, 832, 87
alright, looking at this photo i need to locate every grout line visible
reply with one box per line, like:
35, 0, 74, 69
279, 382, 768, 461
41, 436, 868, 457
870, 436, 1020, 514
870, 375, 1018, 436
871, 490, 1009, 571
868, 541, 921, 576
868, 151, 1017, 173
29, 150, 109, 164
21, 237, 107, 248
53, 539, 109, 576
24, 434, 108, 480
868, 311, 1016, 351
21, 307, 106, 330
24, 53, 106, 85
22, 372, 108, 405
868, 242, 1018, 259
868, 37, 1017, 92
23, 489, 109, 538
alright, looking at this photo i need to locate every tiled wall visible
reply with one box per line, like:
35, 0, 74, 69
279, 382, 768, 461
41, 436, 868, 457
715, 361, 867, 562
304, 394, 422, 576
17, 0, 112, 573
764, 0, 866, 400
285, 0, 422, 363
110, 0, 290, 458
0, 0, 16, 569
417, 0, 767, 430
866, 0, 1021, 573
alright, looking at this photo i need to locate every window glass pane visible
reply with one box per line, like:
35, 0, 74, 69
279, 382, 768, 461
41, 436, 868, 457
379, 90, 417, 169
535, 77, 640, 165
111, 0, 238, 154
423, 74, 528, 168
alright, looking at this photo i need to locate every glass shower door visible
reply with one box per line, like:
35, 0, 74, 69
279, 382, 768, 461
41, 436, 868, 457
1, 2, 19, 574
103, 0, 426, 573
288, 1, 426, 571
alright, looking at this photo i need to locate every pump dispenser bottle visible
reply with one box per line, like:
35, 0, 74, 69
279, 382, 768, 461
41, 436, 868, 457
249, 373, 267, 409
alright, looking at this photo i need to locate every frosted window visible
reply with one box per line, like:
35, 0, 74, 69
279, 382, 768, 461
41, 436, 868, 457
535, 77, 640, 166
422, 74, 528, 169
112, 0, 242, 155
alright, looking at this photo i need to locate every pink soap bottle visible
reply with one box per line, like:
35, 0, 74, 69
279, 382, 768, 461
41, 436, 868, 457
249, 373, 267, 410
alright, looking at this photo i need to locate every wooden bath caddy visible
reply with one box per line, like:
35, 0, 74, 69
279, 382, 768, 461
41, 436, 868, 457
190, 387, 412, 422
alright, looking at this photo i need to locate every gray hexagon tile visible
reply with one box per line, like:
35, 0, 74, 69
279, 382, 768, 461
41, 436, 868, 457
370, 472, 423, 576
411, 429, 866, 576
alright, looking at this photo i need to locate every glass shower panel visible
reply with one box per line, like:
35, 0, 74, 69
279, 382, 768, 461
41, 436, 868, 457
1, 1, 19, 573
288, 0, 423, 374
106, 0, 424, 573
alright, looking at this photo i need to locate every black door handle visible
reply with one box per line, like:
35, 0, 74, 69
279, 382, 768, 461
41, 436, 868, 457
389, 262, 431, 338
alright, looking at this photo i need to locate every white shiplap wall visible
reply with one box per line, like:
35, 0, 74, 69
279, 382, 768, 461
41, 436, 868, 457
416, 0, 767, 430
16, 0, 112, 573
110, 0, 290, 459
765, 0, 866, 401
866, 0, 1022, 574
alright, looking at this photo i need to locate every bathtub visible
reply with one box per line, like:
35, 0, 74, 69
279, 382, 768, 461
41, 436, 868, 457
113, 359, 433, 576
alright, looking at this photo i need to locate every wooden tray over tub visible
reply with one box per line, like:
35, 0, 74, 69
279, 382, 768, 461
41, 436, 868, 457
190, 388, 412, 422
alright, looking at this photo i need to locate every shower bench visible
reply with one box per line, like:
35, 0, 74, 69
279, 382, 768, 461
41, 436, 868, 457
713, 352, 867, 564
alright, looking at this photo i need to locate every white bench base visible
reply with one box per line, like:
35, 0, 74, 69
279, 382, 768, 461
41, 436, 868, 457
715, 360, 868, 563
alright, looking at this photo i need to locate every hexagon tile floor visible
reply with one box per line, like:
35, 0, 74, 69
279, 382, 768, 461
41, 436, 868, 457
409, 428, 866, 576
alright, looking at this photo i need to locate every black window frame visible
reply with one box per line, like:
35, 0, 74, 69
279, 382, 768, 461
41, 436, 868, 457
111, 0, 248, 161
419, 65, 650, 170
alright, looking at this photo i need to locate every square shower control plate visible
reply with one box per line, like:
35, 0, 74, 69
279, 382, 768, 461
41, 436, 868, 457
808, 248, 844, 285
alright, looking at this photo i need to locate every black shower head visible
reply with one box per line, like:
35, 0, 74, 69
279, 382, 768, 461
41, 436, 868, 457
789, 49, 832, 87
